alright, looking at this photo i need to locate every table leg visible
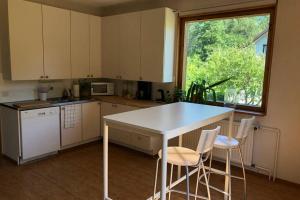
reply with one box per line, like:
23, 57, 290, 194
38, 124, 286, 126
224, 112, 234, 200
177, 135, 183, 179
103, 121, 109, 200
160, 135, 168, 200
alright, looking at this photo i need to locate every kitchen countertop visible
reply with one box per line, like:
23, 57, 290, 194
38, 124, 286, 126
0, 96, 163, 111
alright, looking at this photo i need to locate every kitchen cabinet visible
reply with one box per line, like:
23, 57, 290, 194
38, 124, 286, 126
140, 8, 176, 82
60, 104, 82, 147
61, 102, 101, 149
82, 102, 101, 140
1, 0, 102, 80
42, 5, 71, 79
101, 8, 176, 82
1, 0, 44, 80
90, 15, 102, 78
101, 15, 120, 79
71, 11, 90, 79
100, 102, 161, 155
119, 12, 141, 81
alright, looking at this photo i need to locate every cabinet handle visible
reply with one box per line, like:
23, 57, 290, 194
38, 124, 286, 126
40, 75, 44, 79
45, 75, 49, 79
120, 76, 122, 79
139, 76, 143, 80
91, 74, 94, 78
87, 75, 90, 78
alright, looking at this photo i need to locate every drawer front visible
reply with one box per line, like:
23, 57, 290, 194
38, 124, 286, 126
108, 127, 131, 144
130, 133, 152, 151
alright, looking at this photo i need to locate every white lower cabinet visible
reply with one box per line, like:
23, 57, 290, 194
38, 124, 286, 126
61, 102, 101, 149
82, 102, 101, 140
100, 102, 161, 155
60, 104, 82, 147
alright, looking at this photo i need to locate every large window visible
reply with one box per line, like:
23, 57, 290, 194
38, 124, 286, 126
178, 8, 275, 114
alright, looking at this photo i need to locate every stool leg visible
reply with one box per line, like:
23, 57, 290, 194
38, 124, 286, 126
185, 166, 190, 200
168, 164, 174, 200
153, 158, 160, 200
238, 146, 247, 200
201, 161, 211, 200
208, 152, 213, 183
194, 165, 201, 200
224, 149, 232, 200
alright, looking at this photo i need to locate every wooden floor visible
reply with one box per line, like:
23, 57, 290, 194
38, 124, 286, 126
0, 142, 299, 200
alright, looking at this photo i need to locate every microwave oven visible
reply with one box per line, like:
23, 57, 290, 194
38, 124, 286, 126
91, 82, 114, 96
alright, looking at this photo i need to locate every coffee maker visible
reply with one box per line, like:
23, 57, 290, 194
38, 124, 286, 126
136, 81, 152, 100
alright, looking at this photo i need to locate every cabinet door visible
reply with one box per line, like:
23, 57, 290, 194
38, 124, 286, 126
119, 12, 141, 81
101, 15, 120, 79
42, 5, 71, 79
61, 104, 82, 147
140, 8, 175, 83
71, 11, 90, 79
90, 15, 102, 78
82, 102, 101, 140
8, 0, 44, 80
100, 102, 138, 138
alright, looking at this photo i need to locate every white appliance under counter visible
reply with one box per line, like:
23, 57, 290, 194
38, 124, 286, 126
0, 106, 60, 164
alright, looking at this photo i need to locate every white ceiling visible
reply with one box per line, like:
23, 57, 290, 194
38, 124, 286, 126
29, 0, 150, 9
63, 0, 146, 8
28, 0, 153, 15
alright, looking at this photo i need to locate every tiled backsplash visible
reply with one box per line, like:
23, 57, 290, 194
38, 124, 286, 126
112, 79, 175, 100
0, 73, 72, 103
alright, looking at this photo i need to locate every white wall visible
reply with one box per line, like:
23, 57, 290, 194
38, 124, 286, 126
258, 0, 300, 184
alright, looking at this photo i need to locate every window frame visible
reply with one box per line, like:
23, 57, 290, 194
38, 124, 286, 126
177, 7, 276, 115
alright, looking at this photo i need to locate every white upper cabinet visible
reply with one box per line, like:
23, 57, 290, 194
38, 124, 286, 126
119, 12, 141, 81
89, 15, 102, 78
140, 8, 176, 83
3, 0, 44, 80
71, 11, 90, 79
101, 8, 176, 82
42, 5, 71, 79
102, 15, 120, 79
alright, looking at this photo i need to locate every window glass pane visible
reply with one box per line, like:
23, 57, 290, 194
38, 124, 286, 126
184, 14, 270, 107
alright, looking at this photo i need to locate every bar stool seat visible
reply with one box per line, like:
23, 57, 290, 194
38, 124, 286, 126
204, 116, 256, 200
158, 147, 200, 166
153, 126, 221, 200
214, 135, 239, 149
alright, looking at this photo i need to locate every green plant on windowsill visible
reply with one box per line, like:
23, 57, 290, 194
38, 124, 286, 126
186, 78, 231, 104
173, 87, 186, 102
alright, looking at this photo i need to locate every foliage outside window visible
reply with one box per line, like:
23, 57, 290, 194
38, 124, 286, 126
179, 8, 274, 114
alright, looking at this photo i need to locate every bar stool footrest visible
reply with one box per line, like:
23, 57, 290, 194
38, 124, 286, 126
170, 189, 209, 200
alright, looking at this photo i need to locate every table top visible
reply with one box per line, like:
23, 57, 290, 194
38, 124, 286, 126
103, 102, 234, 139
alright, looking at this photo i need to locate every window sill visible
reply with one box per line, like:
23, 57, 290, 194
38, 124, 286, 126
234, 109, 266, 116
192, 101, 266, 116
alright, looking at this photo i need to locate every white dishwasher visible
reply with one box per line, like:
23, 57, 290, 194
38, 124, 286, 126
20, 107, 60, 161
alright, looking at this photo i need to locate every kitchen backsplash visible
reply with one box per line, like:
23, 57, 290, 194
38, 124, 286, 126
111, 79, 175, 101
0, 73, 72, 103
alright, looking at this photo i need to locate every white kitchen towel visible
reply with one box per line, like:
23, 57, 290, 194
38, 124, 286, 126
64, 105, 76, 128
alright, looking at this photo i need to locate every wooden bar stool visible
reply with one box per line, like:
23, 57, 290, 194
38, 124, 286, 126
153, 126, 221, 200
203, 117, 255, 200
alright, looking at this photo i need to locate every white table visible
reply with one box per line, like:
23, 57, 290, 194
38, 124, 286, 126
103, 102, 234, 200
